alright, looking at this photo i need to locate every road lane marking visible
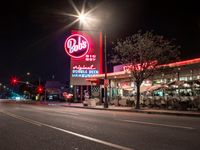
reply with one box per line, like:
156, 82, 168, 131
43, 123, 134, 150
1, 111, 42, 126
49, 110, 80, 116
2, 111, 134, 150
68, 112, 80, 116
21, 107, 81, 116
43, 112, 80, 119
117, 119, 195, 130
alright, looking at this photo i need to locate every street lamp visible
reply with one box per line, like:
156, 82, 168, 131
77, 13, 108, 108
103, 33, 108, 108
26, 72, 44, 100
66, 1, 109, 108
78, 13, 86, 22
26, 72, 41, 85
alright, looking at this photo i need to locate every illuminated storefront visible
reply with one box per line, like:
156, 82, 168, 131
87, 57, 200, 100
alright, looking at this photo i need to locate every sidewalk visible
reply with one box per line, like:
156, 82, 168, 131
61, 103, 200, 117
2, 100, 200, 117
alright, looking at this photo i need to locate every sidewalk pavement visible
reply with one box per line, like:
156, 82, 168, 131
2, 100, 200, 117
60, 103, 200, 117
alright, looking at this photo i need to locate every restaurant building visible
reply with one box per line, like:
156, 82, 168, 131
87, 57, 200, 103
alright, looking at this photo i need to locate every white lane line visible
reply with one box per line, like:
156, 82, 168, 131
67, 113, 80, 116
43, 124, 134, 150
117, 119, 195, 130
1, 111, 42, 126
43, 112, 80, 119
38, 110, 80, 116
50, 110, 80, 116
2, 111, 134, 150
23, 107, 80, 116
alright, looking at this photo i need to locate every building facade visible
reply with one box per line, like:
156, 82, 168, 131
87, 57, 200, 108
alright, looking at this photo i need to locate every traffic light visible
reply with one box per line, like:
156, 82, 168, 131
36, 85, 44, 94
10, 77, 18, 85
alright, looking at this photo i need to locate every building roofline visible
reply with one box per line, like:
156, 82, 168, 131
161, 57, 200, 67
87, 57, 200, 80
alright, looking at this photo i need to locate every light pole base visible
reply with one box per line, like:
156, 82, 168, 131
104, 103, 108, 108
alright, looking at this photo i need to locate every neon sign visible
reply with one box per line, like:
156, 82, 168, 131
85, 55, 96, 61
73, 65, 96, 70
72, 65, 98, 78
67, 30, 103, 85
123, 61, 157, 72
64, 34, 89, 58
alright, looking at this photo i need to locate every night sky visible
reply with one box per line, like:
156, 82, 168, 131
0, 0, 199, 85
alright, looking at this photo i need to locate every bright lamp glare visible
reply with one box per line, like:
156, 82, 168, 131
63, 0, 99, 29
78, 14, 86, 22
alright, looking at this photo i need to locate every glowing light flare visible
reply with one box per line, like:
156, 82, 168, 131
78, 13, 86, 22
36, 85, 44, 94
62, 0, 100, 29
10, 77, 19, 85
68, 0, 81, 17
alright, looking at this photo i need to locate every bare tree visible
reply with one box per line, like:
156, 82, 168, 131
111, 31, 180, 109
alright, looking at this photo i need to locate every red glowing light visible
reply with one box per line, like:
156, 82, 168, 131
63, 92, 73, 99
10, 77, 18, 85
36, 85, 44, 94
64, 34, 90, 59
161, 57, 200, 67
123, 61, 157, 72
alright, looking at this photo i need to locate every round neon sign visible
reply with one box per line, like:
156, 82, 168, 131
64, 34, 90, 59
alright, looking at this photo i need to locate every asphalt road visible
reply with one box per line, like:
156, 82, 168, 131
0, 100, 200, 150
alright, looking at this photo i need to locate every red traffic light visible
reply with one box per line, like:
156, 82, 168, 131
36, 85, 44, 94
10, 77, 18, 85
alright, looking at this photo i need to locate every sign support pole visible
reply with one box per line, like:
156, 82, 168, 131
104, 33, 108, 108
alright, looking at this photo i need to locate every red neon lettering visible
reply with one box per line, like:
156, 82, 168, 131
73, 65, 96, 70
123, 61, 157, 72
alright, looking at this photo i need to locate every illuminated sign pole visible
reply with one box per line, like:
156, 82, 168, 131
104, 33, 108, 108
64, 30, 103, 102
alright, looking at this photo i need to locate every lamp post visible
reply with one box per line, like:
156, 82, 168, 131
77, 12, 109, 108
26, 72, 44, 100
104, 33, 108, 108
26, 72, 41, 85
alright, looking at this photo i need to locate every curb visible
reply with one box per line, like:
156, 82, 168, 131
61, 105, 200, 117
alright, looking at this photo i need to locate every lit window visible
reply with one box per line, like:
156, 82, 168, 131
188, 76, 193, 80
180, 77, 187, 81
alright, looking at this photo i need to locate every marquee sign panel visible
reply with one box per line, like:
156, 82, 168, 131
64, 30, 103, 85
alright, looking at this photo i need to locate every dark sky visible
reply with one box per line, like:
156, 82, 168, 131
0, 0, 199, 85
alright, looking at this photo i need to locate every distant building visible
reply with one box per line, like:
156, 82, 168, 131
45, 81, 66, 101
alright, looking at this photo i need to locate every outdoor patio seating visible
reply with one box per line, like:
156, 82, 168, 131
119, 99, 127, 106
83, 98, 100, 107
111, 99, 119, 106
